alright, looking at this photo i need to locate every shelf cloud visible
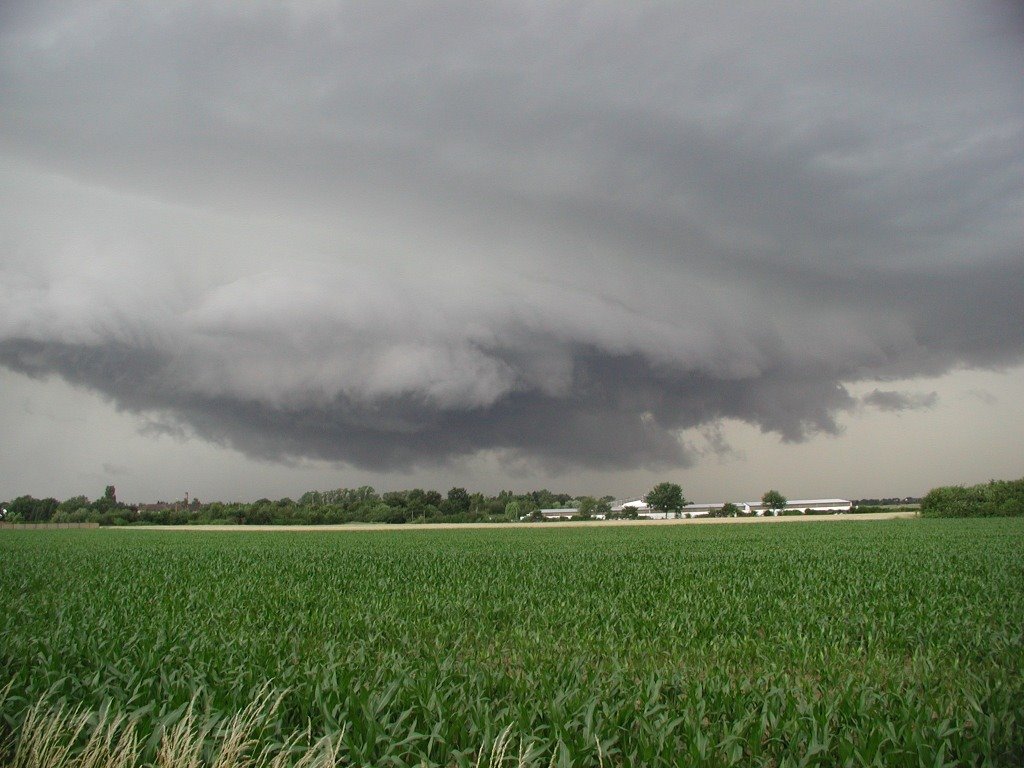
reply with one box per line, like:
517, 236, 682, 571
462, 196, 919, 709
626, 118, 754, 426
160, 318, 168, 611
1, 1, 1022, 474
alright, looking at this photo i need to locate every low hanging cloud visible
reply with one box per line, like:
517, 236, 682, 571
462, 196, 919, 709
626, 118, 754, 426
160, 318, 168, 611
862, 389, 938, 413
0, 2, 1022, 473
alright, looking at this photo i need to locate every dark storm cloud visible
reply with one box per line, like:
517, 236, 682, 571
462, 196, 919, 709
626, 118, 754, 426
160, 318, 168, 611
1, 1, 1022, 472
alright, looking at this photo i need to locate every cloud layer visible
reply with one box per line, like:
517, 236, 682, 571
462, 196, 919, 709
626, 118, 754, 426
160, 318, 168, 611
1, 1, 1022, 473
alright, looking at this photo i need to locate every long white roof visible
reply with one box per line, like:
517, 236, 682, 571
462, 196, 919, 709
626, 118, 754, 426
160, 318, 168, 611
770, 499, 851, 506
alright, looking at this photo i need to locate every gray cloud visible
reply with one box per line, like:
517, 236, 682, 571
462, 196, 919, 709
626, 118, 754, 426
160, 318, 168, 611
863, 389, 938, 413
962, 389, 998, 405
1, 2, 1022, 474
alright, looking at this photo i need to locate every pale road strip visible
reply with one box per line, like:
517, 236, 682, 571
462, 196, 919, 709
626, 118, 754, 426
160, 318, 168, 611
117, 510, 918, 532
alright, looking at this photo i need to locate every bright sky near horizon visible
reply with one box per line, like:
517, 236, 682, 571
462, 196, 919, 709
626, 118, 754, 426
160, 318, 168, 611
1, 2, 1022, 504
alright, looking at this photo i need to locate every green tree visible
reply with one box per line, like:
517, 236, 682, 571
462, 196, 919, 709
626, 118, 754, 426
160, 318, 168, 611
504, 500, 522, 520
9, 495, 59, 522
299, 490, 323, 506
762, 489, 787, 517
576, 496, 597, 520
382, 491, 408, 509
469, 492, 487, 514
717, 502, 742, 518
444, 487, 471, 515
58, 495, 91, 514
645, 482, 686, 519
92, 486, 121, 514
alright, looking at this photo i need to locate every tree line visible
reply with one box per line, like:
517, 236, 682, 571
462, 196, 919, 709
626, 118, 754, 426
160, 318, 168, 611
0, 482, 787, 526
10, 477, 990, 526
0, 485, 123, 524
0, 485, 613, 526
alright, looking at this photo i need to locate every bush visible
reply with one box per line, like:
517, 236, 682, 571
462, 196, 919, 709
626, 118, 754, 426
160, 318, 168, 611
920, 478, 1024, 518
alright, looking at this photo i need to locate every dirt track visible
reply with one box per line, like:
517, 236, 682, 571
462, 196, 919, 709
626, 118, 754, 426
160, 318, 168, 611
121, 511, 917, 532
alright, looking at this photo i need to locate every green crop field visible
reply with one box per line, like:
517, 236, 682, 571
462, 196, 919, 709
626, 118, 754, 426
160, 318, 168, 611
1, 519, 1022, 767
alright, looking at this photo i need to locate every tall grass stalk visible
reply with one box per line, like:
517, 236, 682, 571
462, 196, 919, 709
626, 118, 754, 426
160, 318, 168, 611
1, 687, 353, 768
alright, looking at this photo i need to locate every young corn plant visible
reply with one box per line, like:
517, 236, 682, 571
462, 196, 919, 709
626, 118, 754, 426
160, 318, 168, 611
1, 520, 1022, 766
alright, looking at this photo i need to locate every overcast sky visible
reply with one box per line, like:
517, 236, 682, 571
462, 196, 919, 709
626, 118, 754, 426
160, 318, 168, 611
2, 1, 1022, 504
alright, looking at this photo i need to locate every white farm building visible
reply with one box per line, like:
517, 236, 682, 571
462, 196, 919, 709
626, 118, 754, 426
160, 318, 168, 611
535, 508, 583, 520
